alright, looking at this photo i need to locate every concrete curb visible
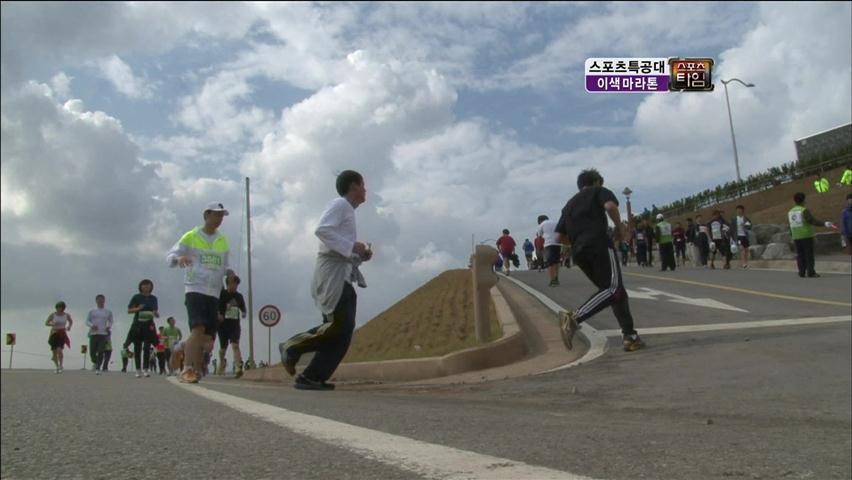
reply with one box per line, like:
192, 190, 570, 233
497, 274, 610, 373
243, 285, 528, 384
748, 258, 851, 274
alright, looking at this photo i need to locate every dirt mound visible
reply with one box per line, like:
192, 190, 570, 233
343, 269, 502, 363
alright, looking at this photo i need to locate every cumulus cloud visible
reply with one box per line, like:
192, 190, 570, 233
95, 55, 154, 100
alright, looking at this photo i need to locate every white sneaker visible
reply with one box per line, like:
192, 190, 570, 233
59, 367, 63, 373
144, 370, 150, 377
135, 371, 142, 378
55, 368, 60, 374
95, 370, 101, 375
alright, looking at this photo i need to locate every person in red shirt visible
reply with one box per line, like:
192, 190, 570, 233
496, 229, 517, 275
672, 222, 686, 266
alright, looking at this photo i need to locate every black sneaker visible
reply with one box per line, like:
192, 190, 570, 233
294, 374, 333, 391
623, 334, 645, 352
807, 273, 821, 278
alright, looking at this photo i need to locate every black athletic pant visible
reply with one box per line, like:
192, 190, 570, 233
675, 241, 686, 263
89, 335, 107, 370
572, 241, 636, 336
697, 235, 709, 266
282, 283, 357, 382
121, 356, 129, 372
793, 238, 816, 277
636, 243, 647, 265
659, 242, 676, 271
101, 350, 112, 371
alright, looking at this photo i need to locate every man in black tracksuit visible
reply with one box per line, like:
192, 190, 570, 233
555, 169, 645, 353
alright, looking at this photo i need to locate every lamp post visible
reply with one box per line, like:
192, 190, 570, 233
622, 187, 633, 256
721, 78, 755, 185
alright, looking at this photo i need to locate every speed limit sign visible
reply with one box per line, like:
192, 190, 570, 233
258, 305, 281, 328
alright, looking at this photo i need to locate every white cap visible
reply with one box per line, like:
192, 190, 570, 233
656, 213, 664, 220
204, 202, 229, 215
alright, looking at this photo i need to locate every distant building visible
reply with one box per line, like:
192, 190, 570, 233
794, 123, 852, 164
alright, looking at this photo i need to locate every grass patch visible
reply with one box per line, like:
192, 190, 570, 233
343, 269, 503, 363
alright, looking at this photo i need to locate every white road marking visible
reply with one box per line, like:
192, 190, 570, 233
597, 315, 852, 337
626, 287, 748, 312
167, 377, 595, 480
498, 274, 609, 374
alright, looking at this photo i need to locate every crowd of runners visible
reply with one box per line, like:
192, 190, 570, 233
44, 168, 849, 389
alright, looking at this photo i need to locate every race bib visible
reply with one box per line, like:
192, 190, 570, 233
200, 253, 223, 268
711, 223, 722, 239
225, 305, 241, 320
659, 224, 672, 236
788, 211, 804, 228
138, 311, 154, 322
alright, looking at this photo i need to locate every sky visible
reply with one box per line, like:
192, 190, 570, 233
2, 2, 850, 369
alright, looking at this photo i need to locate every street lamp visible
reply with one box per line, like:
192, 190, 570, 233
622, 187, 633, 254
721, 78, 755, 184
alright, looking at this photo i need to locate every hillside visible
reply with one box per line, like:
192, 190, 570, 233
668, 165, 851, 228
343, 269, 502, 363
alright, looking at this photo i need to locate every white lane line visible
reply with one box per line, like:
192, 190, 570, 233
498, 274, 609, 374
597, 315, 852, 337
167, 377, 595, 480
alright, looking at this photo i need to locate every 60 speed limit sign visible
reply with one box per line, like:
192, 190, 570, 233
258, 305, 281, 327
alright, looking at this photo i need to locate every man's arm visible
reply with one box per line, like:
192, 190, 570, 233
604, 201, 624, 241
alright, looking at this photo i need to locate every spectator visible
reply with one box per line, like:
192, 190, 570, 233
788, 192, 835, 278
672, 222, 686, 266
708, 210, 732, 270
732, 205, 753, 269
842, 193, 852, 256
685, 217, 697, 266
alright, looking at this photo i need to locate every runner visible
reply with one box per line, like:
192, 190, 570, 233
85, 294, 113, 375
120, 347, 131, 373
167, 202, 234, 384
732, 205, 753, 269
123, 279, 159, 378
708, 210, 732, 270
155, 327, 167, 375
555, 169, 644, 353
162, 317, 183, 376
522, 239, 535, 270
218, 275, 247, 378
101, 337, 113, 372
536, 215, 562, 287
279, 170, 372, 391
45, 301, 73, 373
533, 233, 545, 271
496, 229, 516, 275
694, 214, 710, 268
170, 340, 185, 374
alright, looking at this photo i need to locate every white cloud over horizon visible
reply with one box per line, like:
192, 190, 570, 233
2, 2, 850, 369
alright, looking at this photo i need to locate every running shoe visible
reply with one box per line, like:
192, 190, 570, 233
95, 370, 100, 376
558, 310, 579, 350
144, 370, 150, 378
135, 371, 142, 378
623, 334, 645, 352
235, 367, 244, 379
807, 273, 821, 278
294, 374, 333, 391
180, 369, 199, 384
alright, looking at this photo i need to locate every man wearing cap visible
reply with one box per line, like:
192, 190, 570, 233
166, 202, 235, 384
654, 213, 676, 271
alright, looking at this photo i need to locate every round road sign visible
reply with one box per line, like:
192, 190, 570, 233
258, 305, 281, 327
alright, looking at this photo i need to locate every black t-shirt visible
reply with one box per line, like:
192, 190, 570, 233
555, 186, 618, 252
218, 290, 246, 320
128, 294, 158, 323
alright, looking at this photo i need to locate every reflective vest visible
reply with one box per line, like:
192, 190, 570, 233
841, 169, 852, 186
788, 205, 814, 240
656, 221, 673, 244
176, 227, 230, 297
814, 177, 829, 193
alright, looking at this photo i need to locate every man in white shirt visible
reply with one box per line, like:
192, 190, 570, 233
86, 294, 114, 374
279, 170, 372, 391
536, 215, 563, 287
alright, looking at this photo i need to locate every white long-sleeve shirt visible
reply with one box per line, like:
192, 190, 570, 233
315, 197, 357, 257
86, 308, 113, 336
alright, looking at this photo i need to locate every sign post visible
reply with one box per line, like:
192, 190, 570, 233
81, 344, 88, 370
258, 305, 281, 366
6, 333, 15, 369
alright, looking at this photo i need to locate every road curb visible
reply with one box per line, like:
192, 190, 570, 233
243, 285, 528, 384
498, 273, 610, 374
748, 258, 851, 274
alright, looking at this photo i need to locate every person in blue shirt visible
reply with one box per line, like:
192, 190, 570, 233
522, 238, 535, 270
842, 193, 852, 256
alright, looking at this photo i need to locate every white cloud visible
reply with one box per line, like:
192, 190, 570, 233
49, 71, 72, 99
411, 242, 456, 274
95, 55, 154, 99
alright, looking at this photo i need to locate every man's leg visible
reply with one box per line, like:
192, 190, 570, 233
804, 237, 817, 276
300, 283, 357, 382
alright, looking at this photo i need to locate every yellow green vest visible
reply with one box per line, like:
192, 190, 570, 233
788, 205, 814, 240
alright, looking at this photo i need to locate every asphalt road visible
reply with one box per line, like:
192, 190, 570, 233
2, 265, 850, 480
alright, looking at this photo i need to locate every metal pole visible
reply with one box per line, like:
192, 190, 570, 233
268, 326, 271, 366
246, 177, 255, 367
723, 81, 742, 184
8, 345, 13, 369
